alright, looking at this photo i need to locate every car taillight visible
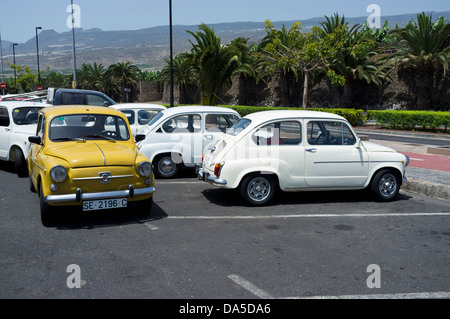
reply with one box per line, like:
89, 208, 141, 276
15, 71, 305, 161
214, 162, 224, 176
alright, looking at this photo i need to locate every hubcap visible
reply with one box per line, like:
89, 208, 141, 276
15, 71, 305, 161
379, 174, 397, 197
247, 177, 271, 202
159, 158, 175, 175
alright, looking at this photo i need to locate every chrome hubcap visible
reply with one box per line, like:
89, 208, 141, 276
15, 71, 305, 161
379, 174, 397, 196
248, 177, 271, 201
159, 158, 175, 174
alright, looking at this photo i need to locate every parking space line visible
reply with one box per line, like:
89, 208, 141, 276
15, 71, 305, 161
144, 222, 159, 230
168, 212, 450, 220
228, 275, 274, 299
285, 291, 450, 299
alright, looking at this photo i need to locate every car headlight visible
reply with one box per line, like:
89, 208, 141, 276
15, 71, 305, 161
138, 161, 152, 177
50, 165, 68, 183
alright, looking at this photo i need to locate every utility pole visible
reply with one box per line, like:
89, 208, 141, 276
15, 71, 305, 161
71, 0, 77, 89
169, 0, 174, 107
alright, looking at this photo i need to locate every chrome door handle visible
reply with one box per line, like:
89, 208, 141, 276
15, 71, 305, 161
204, 134, 213, 139
306, 148, 317, 153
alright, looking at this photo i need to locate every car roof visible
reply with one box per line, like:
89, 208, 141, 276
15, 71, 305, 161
111, 103, 167, 110
40, 105, 126, 118
159, 105, 240, 116
244, 110, 346, 122
0, 101, 51, 110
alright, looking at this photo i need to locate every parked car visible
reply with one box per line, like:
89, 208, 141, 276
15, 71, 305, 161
0, 101, 51, 177
111, 103, 166, 136
138, 106, 241, 178
27, 105, 155, 226
47, 88, 116, 106
198, 110, 410, 206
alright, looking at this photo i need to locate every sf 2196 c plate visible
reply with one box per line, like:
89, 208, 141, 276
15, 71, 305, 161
82, 198, 127, 211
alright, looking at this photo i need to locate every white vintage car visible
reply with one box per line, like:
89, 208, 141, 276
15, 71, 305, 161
110, 103, 166, 136
138, 106, 241, 178
0, 101, 51, 177
198, 110, 410, 206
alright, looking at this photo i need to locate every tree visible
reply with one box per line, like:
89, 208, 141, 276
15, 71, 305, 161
383, 12, 450, 109
106, 62, 142, 102
77, 62, 107, 91
186, 23, 247, 105
259, 20, 345, 109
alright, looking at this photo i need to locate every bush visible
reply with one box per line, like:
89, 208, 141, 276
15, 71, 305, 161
370, 110, 450, 132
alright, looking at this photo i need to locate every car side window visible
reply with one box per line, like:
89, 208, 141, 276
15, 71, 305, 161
162, 114, 201, 133
121, 110, 135, 125
0, 107, 10, 127
36, 115, 46, 141
205, 114, 239, 133
253, 121, 302, 146
307, 121, 356, 145
86, 94, 107, 106
61, 92, 84, 105
138, 110, 159, 125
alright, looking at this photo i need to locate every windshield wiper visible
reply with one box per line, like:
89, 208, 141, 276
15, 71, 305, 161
84, 134, 116, 142
52, 137, 86, 142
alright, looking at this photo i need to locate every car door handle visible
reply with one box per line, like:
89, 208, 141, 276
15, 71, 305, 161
4, 128, 10, 132
204, 134, 213, 139
306, 148, 317, 153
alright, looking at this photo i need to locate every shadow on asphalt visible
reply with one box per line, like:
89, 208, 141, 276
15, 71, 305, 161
201, 187, 413, 207
48, 201, 168, 230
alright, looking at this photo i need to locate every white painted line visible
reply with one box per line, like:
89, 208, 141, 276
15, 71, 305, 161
168, 212, 450, 220
228, 275, 274, 299
285, 291, 450, 299
410, 158, 425, 161
156, 181, 201, 184
144, 222, 159, 230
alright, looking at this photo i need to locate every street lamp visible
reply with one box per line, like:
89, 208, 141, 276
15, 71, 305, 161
169, 0, 174, 107
35, 27, 42, 87
12, 43, 18, 86
70, 0, 77, 89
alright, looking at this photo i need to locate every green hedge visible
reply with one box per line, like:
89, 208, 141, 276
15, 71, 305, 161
219, 105, 366, 127
368, 110, 450, 131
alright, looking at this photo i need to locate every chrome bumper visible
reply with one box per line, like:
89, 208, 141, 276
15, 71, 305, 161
197, 167, 227, 186
45, 185, 155, 203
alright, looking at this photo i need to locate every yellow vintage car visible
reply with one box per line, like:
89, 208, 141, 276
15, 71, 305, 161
27, 105, 155, 226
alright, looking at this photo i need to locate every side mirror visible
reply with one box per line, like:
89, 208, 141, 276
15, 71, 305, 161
135, 134, 146, 143
28, 136, 42, 145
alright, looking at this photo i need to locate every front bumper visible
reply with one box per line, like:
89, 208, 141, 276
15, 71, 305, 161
45, 185, 155, 203
197, 166, 227, 186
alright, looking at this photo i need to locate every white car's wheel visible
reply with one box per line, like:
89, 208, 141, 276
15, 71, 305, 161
155, 154, 179, 178
14, 148, 28, 178
240, 174, 276, 206
371, 169, 400, 201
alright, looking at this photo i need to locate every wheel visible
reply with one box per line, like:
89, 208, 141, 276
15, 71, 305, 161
135, 196, 153, 217
39, 181, 57, 226
370, 169, 400, 202
14, 148, 28, 177
154, 154, 179, 178
239, 174, 276, 206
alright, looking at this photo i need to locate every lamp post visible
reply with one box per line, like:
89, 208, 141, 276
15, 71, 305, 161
169, 0, 174, 107
70, 0, 77, 89
35, 27, 42, 87
12, 43, 18, 87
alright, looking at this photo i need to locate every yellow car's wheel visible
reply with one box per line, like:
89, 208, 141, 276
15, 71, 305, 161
40, 181, 57, 227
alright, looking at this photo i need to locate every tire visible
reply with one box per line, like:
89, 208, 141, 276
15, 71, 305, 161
154, 154, 179, 178
135, 196, 153, 217
39, 181, 57, 226
14, 148, 28, 178
29, 176, 37, 193
240, 174, 276, 206
370, 169, 400, 202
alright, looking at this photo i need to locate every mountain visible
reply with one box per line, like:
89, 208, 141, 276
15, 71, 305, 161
1, 11, 449, 74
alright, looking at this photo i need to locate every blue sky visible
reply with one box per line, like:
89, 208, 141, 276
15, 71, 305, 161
1, 0, 449, 43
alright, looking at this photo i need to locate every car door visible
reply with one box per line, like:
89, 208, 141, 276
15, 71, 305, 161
0, 106, 11, 159
251, 120, 305, 189
304, 120, 369, 188
160, 113, 203, 165
29, 114, 46, 185
203, 113, 240, 154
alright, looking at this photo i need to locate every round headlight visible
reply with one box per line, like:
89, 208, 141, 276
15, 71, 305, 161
50, 165, 68, 183
138, 161, 152, 177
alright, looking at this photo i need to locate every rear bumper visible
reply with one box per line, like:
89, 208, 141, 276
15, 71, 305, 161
45, 185, 155, 203
197, 166, 227, 186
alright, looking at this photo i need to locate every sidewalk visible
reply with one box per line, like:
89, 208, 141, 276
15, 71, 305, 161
355, 127, 450, 201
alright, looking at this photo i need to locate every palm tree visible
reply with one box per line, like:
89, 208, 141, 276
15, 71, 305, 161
186, 23, 247, 105
383, 12, 450, 109
159, 54, 197, 104
77, 62, 106, 91
106, 62, 142, 102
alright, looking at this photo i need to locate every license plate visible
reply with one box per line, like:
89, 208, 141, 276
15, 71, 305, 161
82, 198, 127, 211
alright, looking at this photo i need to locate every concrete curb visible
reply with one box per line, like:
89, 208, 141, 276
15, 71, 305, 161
402, 179, 450, 201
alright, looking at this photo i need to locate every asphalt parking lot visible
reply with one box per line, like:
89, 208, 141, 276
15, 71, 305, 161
1, 163, 450, 302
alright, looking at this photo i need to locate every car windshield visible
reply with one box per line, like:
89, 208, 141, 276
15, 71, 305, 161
147, 112, 164, 127
12, 107, 44, 125
226, 118, 252, 136
49, 114, 130, 142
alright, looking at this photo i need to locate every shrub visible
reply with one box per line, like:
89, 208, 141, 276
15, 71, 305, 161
370, 110, 450, 131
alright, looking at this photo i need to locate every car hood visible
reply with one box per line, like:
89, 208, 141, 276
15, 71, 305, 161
362, 141, 396, 153
44, 142, 138, 168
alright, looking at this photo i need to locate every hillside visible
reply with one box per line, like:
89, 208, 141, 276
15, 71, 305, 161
1, 11, 449, 74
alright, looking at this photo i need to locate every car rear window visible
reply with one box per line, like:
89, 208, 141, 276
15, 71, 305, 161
226, 118, 251, 136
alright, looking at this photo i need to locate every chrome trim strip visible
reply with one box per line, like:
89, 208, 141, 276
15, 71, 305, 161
94, 143, 106, 166
45, 186, 155, 203
73, 175, 134, 181
31, 157, 46, 172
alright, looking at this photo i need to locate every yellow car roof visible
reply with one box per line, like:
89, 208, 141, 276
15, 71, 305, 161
41, 105, 126, 118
